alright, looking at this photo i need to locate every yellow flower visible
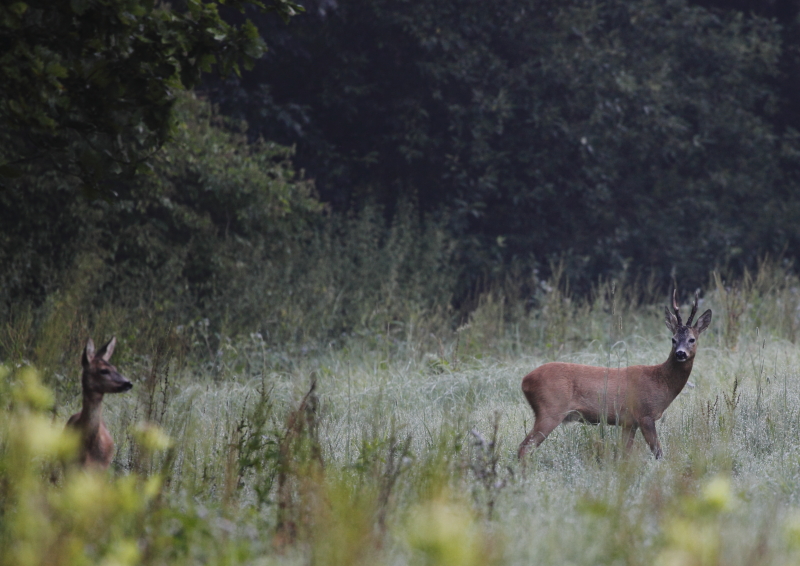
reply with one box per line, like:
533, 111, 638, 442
60, 471, 111, 525
13, 414, 77, 459
131, 422, 173, 453
99, 539, 141, 566
702, 475, 735, 512
784, 510, 800, 549
12, 367, 54, 412
407, 498, 485, 566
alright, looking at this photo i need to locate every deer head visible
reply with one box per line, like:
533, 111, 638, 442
81, 337, 132, 394
665, 290, 712, 363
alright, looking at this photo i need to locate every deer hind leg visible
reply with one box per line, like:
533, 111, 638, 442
517, 415, 561, 459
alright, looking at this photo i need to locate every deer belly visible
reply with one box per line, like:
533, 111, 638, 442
563, 408, 633, 426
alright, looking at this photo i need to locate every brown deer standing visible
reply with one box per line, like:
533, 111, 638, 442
518, 291, 711, 460
66, 337, 133, 469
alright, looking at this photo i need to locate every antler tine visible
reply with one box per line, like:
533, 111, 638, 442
672, 289, 683, 326
686, 290, 699, 326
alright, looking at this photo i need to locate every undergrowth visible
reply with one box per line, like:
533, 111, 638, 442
3, 260, 800, 564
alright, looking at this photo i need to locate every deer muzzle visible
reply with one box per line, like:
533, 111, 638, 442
112, 374, 133, 392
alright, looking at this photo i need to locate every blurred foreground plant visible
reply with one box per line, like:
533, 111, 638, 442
406, 490, 501, 566
656, 475, 738, 566
0, 365, 170, 566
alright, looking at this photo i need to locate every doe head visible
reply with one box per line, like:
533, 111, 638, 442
665, 290, 712, 363
81, 336, 133, 394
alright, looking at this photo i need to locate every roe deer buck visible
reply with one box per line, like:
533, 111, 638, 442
66, 337, 133, 469
518, 291, 711, 460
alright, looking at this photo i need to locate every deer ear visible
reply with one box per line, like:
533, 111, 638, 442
664, 306, 679, 333
97, 336, 117, 362
83, 338, 95, 366
693, 310, 712, 335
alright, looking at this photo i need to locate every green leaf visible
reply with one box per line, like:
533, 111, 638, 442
45, 62, 68, 79
198, 53, 216, 72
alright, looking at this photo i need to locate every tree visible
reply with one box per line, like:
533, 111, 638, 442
0, 0, 302, 196
0, 93, 321, 320
210, 0, 797, 288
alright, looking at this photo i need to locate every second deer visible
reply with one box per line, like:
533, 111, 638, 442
66, 336, 133, 469
518, 291, 711, 460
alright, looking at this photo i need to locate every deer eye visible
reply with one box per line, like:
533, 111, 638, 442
671, 338, 677, 344
99, 369, 110, 375
689, 338, 696, 344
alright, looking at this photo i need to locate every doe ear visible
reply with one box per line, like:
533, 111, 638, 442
83, 338, 96, 367
693, 309, 713, 335
97, 336, 117, 362
664, 306, 679, 333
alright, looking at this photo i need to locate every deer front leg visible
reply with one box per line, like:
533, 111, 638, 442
639, 417, 662, 459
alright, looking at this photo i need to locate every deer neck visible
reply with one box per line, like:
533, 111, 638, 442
658, 353, 694, 397
79, 390, 106, 434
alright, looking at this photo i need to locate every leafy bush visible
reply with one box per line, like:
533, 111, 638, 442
0, 93, 320, 325
0, 0, 301, 193
1, 92, 459, 349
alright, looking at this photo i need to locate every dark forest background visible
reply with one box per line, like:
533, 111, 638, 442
2, 0, 800, 342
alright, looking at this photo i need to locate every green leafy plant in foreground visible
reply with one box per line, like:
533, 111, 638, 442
0, 366, 168, 566
0, 0, 303, 194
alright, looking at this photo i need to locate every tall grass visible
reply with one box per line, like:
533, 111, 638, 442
4, 261, 800, 564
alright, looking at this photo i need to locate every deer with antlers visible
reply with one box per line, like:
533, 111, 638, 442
66, 337, 133, 469
518, 291, 711, 460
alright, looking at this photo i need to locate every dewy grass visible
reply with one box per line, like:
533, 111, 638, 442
5, 265, 800, 564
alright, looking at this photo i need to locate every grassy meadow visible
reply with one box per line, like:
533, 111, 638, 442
4, 262, 800, 565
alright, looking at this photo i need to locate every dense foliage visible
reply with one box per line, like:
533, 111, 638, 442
3, 0, 800, 341
0, 92, 457, 342
0, 95, 321, 323
0, 0, 302, 195
211, 0, 800, 288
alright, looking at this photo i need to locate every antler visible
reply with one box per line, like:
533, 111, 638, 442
686, 291, 699, 326
672, 289, 683, 326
